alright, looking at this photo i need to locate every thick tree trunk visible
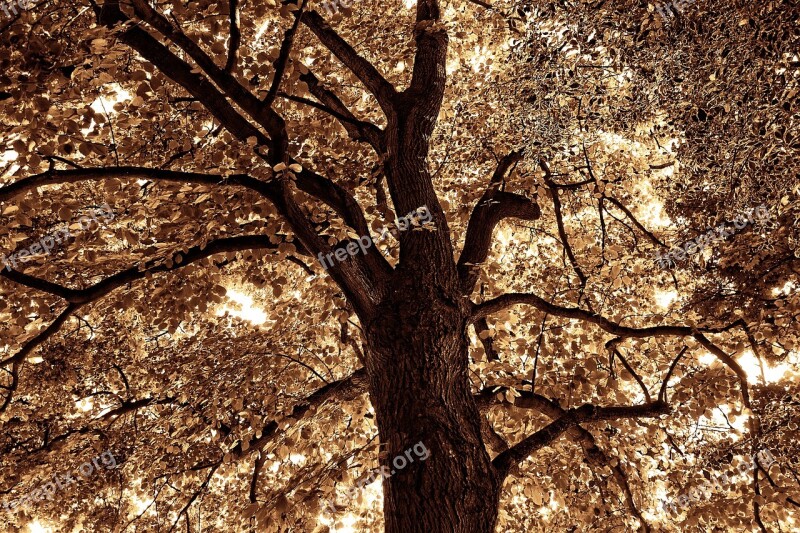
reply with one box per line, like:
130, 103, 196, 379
363, 273, 501, 533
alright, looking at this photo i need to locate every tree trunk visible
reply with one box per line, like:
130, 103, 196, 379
363, 272, 501, 533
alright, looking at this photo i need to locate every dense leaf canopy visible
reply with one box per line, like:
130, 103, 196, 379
0, 0, 799, 531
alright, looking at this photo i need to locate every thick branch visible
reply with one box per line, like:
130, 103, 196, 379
249, 452, 267, 503
458, 151, 540, 291
301, 10, 397, 115
410, 0, 448, 100
126, 0, 287, 152
474, 317, 500, 361
471, 293, 751, 407
98, 1, 385, 293
0, 269, 81, 301
492, 400, 670, 477
99, 1, 382, 299
99, 2, 272, 149
480, 388, 651, 531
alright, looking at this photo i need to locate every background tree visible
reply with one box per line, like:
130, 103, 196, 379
1, 0, 799, 531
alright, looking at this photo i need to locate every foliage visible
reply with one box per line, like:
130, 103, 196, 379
0, 0, 798, 531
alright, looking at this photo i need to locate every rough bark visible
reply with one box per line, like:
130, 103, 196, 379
363, 273, 501, 533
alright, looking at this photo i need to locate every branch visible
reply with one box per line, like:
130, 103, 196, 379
659, 346, 688, 403
0, 167, 265, 204
295, 69, 384, 150
604, 196, 666, 248
5, 235, 291, 306
753, 466, 768, 533
474, 317, 500, 361
99, 1, 273, 149
167, 463, 219, 533
249, 452, 267, 503
473, 293, 693, 337
540, 160, 588, 293
0, 166, 389, 284
492, 400, 670, 477
229, 368, 367, 459
99, 1, 386, 299
607, 340, 651, 403
16, 396, 189, 457
0, 304, 77, 413
574, 142, 665, 250
409, 0, 447, 99
480, 388, 651, 531
0, 235, 298, 413
481, 417, 509, 455
693, 333, 751, 407
458, 151, 540, 291
301, 10, 397, 115
263, 3, 305, 106
91, 22, 370, 302
278, 92, 368, 129
224, 0, 240, 73
125, 0, 287, 151
471, 294, 751, 407
0, 268, 81, 301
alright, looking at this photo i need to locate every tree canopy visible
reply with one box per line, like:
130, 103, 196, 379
0, 0, 799, 531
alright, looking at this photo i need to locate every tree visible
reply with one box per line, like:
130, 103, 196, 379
1, 0, 799, 531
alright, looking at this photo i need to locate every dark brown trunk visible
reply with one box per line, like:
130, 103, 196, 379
363, 274, 501, 533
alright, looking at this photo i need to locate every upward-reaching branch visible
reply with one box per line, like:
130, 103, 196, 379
301, 9, 397, 116
458, 151, 541, 292
263, 2, 305, 106
125, 0, 289, 156
96, 2, 391, 310
99, 1, 270, 148
409, 0, 448, 103
225, 0, 241, 73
